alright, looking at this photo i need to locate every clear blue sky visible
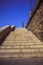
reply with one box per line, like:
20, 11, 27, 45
0, 0, 36, 28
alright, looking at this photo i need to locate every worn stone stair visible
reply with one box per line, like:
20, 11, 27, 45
0, 28, 43, 58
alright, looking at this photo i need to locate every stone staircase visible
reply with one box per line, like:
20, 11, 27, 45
0, 28, 43, 58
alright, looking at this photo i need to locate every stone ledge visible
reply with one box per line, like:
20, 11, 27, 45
11, 25, 16, 31
0, 26, 11, 44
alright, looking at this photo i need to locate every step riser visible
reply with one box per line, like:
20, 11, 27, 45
0, 45, 43, 49
2, 43, 42, 45
0, 49, 43, 53
0, 53, 43, 58
4, 41, 39, 42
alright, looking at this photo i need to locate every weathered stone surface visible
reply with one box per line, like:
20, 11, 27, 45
26, 0, 43, 42
0, 28, 42, 58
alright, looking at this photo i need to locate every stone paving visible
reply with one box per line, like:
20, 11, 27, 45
0, 28, 43, 58
0, 58, 43, 65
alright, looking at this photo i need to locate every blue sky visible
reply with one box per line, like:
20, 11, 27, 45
0, 0, 36, 28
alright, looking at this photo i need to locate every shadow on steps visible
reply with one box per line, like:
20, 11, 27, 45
0, 58, 43, 65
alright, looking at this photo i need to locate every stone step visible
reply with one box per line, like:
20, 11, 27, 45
2, 42, 42, 45
0, 53, 43, 58
5, 34, 39, 37
3, 39, 40, 43
0, 48, 43, 53
7, 33, 38, 35
2, 43, 43, 46
4, 35, 40, 42
4, 39, 35, 41
0, 45, 43, 49
4, 29, 40, 42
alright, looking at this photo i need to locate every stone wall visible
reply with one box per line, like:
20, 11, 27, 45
26, 0, 43, 42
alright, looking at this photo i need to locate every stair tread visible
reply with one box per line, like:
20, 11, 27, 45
0, 48, 43, 52
2, 43, 42, 45
0, 45, 43, 49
